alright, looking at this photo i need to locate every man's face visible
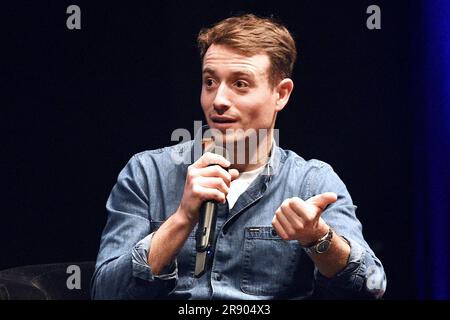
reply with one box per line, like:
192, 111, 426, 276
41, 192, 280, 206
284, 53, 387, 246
200, 44, 281, 144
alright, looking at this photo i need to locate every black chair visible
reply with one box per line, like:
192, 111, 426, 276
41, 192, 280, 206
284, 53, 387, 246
0, 261, 95, 300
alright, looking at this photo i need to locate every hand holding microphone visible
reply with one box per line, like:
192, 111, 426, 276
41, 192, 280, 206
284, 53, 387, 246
177, 142, 239, 277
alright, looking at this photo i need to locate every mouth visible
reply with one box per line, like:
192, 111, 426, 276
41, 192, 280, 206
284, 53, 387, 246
210, 115, 238, 128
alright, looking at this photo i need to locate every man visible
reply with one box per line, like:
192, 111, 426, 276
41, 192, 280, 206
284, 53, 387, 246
91, 14, 386, 299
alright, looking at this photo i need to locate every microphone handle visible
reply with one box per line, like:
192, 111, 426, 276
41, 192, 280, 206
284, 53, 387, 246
196, 200, 218, 252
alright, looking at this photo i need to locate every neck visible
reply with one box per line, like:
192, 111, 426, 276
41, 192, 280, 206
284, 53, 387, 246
228, 130, 273, 172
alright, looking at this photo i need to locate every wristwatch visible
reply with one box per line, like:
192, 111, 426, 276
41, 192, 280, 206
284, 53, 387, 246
302, 228, 334, 254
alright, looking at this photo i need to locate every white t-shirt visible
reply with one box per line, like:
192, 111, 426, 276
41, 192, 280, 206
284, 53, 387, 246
227, 165, 266, 210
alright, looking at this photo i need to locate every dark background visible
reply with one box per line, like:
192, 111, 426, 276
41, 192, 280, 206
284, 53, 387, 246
2, 1, 417, 299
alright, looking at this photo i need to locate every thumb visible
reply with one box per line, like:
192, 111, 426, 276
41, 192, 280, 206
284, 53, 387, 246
229, 169, 240, 181
306, 192, 337, 211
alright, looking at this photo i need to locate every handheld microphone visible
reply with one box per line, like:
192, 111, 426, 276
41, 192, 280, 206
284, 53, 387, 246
194, 139, 228, 278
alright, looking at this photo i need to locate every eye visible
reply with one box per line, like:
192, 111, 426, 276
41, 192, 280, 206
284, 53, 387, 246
204, 78, 215, 88
234, 80, 249, 89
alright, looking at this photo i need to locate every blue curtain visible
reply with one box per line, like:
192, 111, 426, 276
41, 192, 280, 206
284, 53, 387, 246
415, 0, 450, 299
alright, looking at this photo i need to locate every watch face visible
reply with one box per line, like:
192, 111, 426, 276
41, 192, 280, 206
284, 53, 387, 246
316, 240, 331, 253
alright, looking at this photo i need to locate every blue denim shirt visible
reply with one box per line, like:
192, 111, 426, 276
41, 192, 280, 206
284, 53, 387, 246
91, 134, 386, 300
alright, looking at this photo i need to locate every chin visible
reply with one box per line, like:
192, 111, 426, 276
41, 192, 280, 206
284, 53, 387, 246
211, 130, 249, 149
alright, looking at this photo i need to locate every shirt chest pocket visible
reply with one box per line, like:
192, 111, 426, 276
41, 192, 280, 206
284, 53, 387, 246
241, 226, 302, 296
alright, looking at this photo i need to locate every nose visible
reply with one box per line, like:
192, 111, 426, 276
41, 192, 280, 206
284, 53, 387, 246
213, 83, 231, 114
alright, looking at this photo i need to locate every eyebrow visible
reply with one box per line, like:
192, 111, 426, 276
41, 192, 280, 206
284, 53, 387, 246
202, 68, 256, 79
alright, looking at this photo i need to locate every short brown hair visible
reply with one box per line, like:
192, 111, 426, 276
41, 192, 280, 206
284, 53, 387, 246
197, 14, 297, 87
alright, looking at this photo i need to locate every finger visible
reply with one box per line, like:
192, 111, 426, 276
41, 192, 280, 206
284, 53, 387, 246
306, 192, 337, 211
271, 216, 289, 240
274, 208, 296, 239
279, 200, 305, 231
288, 197, 314, 219
194, 152, 230, 169
196, 177, 229, 195
229, 169, 240, 181
197, 166, 232, 186
194, 185, 227, 204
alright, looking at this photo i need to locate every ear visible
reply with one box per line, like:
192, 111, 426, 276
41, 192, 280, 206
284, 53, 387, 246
274, 78, 294, 112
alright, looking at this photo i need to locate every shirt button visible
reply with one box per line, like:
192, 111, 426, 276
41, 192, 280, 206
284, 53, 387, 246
215, 273, 222, 281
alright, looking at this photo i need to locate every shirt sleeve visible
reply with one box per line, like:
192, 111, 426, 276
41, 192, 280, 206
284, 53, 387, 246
90, 154, 178, 299
306, 161, 387, 299
132, 232, 178, 281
